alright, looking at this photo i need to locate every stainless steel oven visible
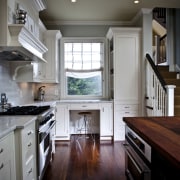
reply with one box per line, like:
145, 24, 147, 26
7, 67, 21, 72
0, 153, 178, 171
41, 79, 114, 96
37, 107, 56, 180
124, 126, 151, 180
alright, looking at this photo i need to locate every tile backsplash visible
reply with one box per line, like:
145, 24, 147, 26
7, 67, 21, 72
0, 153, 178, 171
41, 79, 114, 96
0, 61, 35, 105
0, 61, 60, 105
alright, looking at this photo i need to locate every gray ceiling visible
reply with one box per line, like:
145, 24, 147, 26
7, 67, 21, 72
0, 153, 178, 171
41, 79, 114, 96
40, 0, 180, 25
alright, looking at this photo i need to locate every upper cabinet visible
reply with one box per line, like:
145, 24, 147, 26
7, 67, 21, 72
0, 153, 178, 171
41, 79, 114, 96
41, 30, 62, 83
107, 27, 141, 104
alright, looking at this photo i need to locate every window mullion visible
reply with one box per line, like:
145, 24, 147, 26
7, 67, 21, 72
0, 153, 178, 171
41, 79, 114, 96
81, 43, 83, 70
91, 43, 92, 69
72, 43, 74, 69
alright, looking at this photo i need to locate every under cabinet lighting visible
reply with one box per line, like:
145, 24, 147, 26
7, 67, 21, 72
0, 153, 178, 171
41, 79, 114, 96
71, 0, 77, 2
134, 0, 140, 4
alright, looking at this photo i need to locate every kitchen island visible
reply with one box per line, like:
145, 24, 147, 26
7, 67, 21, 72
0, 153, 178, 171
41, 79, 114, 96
123, 116, 180, 179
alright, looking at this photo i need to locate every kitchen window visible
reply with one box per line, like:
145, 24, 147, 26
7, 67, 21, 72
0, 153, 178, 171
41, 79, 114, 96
61, 38, 106, 99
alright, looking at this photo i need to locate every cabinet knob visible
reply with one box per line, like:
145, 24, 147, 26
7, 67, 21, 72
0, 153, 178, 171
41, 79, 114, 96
28, 142, 32, 147
28, 168, 33, 174
27, 131, 33, 135
0, 163, 4, 170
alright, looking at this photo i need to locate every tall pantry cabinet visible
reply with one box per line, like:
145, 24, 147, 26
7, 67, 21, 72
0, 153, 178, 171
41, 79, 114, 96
106, 28, 142, 141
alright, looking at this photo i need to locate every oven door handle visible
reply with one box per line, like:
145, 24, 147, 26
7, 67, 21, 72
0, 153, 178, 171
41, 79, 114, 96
124, 144, 143, 174
123, 143, 151, 174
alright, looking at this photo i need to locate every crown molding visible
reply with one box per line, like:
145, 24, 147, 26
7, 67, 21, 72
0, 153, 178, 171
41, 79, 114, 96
43, 20, 133, 26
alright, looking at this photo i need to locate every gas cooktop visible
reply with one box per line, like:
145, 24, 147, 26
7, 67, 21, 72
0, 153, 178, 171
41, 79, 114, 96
0, 105, 50, 115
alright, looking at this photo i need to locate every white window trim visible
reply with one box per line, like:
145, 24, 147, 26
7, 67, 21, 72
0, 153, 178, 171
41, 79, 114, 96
60, 37, 108, 100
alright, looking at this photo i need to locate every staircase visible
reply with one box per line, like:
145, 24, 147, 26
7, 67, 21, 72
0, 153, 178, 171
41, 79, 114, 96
157, 66, 180, 116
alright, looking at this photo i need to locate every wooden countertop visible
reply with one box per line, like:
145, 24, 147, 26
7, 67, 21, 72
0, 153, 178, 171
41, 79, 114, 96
123, 116, 180, 169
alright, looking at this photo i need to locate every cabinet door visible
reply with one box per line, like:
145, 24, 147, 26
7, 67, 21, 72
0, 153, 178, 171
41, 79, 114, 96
55, 104, 69, 140
114, 30, 140, 103
42, 30, 61, 83
100, 103, 113, 136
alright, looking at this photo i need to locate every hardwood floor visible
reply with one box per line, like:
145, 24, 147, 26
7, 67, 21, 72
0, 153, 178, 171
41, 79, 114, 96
43, 135, 127, 180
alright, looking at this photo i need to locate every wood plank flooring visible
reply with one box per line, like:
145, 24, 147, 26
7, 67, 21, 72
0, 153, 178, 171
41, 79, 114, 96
42, 135, 127, 180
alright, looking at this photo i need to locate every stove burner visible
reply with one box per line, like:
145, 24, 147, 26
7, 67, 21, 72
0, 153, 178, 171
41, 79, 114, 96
0, 105, 50, 115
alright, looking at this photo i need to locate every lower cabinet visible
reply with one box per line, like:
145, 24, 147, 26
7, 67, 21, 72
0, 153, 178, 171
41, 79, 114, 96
15, 121, 37, 180
114, 104, 139, 141
55, 104, 70, 140
0, 132, 16, 180
100, 103, 113, 139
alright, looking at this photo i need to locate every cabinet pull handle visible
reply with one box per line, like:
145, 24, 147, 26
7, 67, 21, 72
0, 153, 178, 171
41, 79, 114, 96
82, 105, 87, 107
125, 112, 130, 114
0, 148, 3, 153
0, 163, 4, 170
28, 142, 32, 147
27, 131, 32, 135
124, 106, 130, 109
28, 168, 33, 174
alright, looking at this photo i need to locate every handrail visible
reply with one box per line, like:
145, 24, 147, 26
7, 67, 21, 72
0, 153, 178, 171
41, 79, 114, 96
146, 54, 166, 91
160, 34, 167, 41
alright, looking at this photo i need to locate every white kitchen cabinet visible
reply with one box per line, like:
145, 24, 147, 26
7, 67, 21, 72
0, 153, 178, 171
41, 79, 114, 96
100, 103, 113, 140
69, 103, 99, 110
0, 132, 16, 180
15, 121, 37, 180
114, 104, 139, 140
55, 104, 70, 140
41, 30, 62, 83
107, 27, 141, 141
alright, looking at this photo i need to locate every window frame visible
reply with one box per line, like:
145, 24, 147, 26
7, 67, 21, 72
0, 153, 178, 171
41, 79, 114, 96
60, 37, 108, 100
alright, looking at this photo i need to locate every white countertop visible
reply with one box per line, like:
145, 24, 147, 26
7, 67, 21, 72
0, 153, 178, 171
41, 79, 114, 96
0, 115, 37, 139
56, 99, 113, 103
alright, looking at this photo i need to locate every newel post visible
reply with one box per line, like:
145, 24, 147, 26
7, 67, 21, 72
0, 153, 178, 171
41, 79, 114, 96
165, 85, 176, 116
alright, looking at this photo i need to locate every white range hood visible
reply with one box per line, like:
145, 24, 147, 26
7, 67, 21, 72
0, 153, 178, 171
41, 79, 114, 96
0, 24, 47, 62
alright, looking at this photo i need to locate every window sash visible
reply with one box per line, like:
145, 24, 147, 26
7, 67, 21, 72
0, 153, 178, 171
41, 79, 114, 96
64, 42, 104, 71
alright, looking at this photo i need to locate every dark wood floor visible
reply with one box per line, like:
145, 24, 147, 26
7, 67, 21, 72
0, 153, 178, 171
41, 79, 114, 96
42, 135, 127, 180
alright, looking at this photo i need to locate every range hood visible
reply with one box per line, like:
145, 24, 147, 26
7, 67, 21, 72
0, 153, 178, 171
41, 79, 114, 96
0, 24, 48, 62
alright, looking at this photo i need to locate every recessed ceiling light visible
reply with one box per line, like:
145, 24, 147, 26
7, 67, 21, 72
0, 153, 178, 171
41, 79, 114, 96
134, 0, 140, 4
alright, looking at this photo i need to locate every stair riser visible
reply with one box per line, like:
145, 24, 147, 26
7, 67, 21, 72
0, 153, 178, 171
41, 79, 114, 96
160, 72, 177, 79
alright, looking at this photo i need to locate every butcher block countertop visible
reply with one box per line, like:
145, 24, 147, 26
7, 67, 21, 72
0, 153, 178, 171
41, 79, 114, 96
123, 116, 180, 169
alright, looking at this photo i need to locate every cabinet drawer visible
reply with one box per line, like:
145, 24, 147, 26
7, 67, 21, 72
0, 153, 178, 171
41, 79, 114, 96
70, 103, 99, 110
23, 140, 34, 163
22, 123, 35, 143
23, 157, 35, 180
116, 104, 138, 111
0, 134, 11, 163
119, 111, 139, 117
